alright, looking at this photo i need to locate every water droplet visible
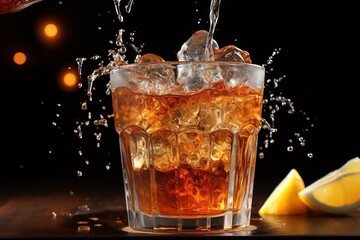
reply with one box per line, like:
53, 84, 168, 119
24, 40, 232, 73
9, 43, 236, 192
125, 0, 134, 13
77, 225, 91, 233
106, 164, 111, 170
81, 102, 87, 110
77, 221, 89, 225
94, 132, 102, 141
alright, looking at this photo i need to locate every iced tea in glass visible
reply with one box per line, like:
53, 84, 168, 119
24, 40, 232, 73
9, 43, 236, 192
110, 60, 265, 233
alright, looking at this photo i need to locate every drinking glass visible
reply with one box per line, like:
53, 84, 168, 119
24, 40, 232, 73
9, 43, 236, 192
109, 61, 265, 233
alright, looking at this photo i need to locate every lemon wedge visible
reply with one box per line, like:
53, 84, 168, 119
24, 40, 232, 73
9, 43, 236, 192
298, 156, 360, 214
258, 168, 308, 215
338, 156, 360, 173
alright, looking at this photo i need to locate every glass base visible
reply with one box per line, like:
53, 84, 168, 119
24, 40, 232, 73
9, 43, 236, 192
122, 225, 256, 235
122, 211, 256, 234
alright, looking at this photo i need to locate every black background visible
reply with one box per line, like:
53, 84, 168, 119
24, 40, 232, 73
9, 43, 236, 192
2, 1, 359, 197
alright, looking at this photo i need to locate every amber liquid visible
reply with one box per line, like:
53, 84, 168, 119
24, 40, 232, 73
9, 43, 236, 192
112, 81, 263, 218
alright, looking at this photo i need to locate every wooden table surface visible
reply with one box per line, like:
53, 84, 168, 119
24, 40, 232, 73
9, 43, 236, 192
1, 178, 359, 239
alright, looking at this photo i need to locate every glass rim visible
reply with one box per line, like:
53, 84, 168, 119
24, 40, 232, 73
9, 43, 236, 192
111, 60, 265, 70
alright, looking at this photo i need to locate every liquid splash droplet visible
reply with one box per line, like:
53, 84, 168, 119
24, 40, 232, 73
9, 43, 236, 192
77, 225, 91, 233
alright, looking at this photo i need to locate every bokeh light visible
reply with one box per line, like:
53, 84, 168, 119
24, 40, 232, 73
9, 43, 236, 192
58, 68, 79, 92
63, 72, 77, 87
44, 23, 58, 38
13, 52, 27, 65
37, 19, 61, 44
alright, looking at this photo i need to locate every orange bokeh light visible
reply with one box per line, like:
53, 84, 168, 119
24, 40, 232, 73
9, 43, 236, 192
44, 23, 58, 38
13, 52, 27, 65
58, 68, 79, 92
37, 19, 61, 44
63, 72, 77, 87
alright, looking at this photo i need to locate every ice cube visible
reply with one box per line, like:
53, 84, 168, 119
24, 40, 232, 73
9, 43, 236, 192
162, 98, 200, 129
152, 131, 178, 172
197, 107, 218, 131
210, 130, 233, 166
214, 45, 251, 63
135, 53, 175, 94
176, 62, 222, 93
179, 130, 210, 170
177, 30, 219, 61
130, 131, 149, 171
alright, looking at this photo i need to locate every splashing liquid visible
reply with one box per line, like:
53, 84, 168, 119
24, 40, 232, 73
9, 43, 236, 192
205, 0, 221, 60
73, 0, 314, 177
258, 48, 314, 159
113, 0, 134, 22
73, 2, 139, 176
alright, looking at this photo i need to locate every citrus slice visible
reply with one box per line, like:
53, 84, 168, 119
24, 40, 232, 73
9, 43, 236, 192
298, 156, 360, 214
338, 156, 360, 173
258, 168, 308, 215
